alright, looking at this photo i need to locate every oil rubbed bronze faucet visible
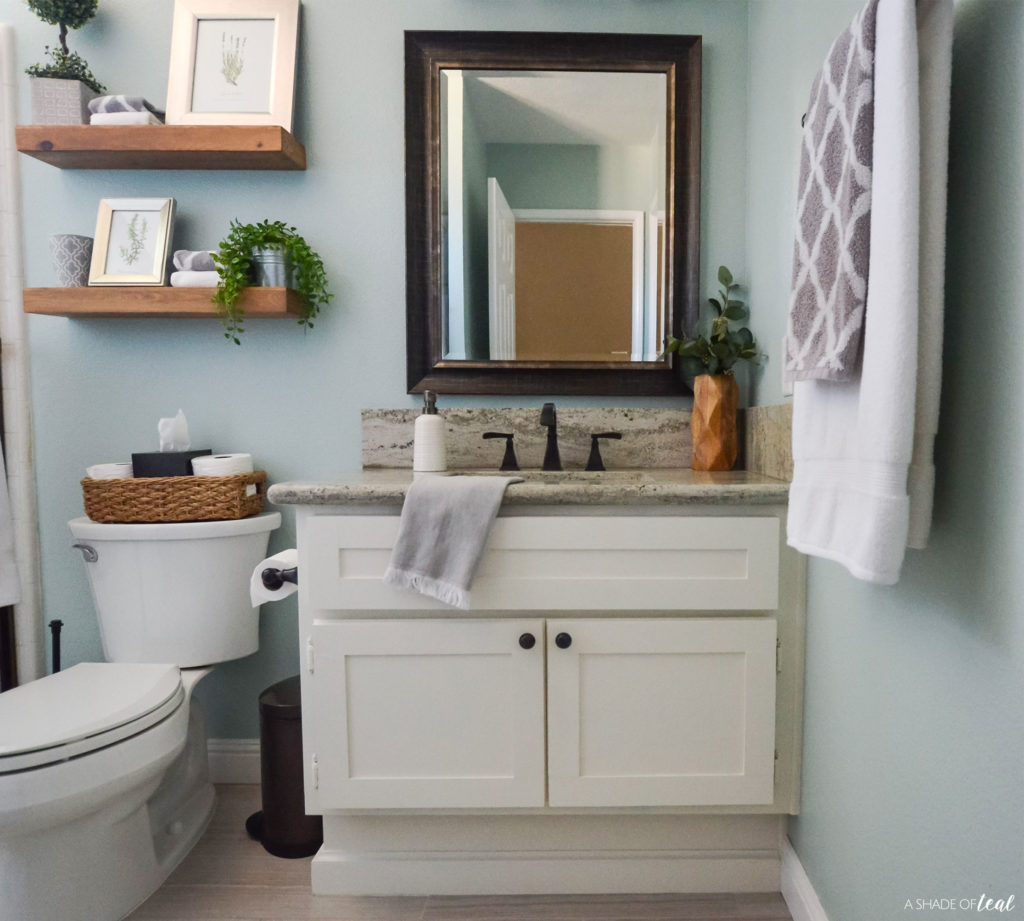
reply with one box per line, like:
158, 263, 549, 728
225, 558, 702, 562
540, 403, 562, 471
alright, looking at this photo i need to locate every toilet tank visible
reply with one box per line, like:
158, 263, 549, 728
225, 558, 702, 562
68, 512, 282, 666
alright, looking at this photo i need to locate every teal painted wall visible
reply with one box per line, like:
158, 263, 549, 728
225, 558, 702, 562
486, 142, 659, 211
7, 0, 748, 738
761, 1, 1024, 917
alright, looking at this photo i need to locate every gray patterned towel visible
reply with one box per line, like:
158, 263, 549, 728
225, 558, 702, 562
785, 0, 879, 383
88, 95, 165, 118
172, 250, 217, 272
383, 475, 522, 609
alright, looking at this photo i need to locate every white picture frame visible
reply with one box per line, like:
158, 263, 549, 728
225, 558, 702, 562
165, 0, 299, 129
88, 198, 176, 286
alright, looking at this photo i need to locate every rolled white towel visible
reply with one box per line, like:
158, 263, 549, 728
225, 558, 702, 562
90, 111, 163, 126
172, 250, 217, 272
170, 270, 220, 287
86, 462, 133, 480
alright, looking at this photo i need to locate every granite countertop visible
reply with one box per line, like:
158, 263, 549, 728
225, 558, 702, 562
267, 468, 790, 508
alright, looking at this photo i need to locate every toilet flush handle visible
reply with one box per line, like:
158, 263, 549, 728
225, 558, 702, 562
72, 542, 98, 563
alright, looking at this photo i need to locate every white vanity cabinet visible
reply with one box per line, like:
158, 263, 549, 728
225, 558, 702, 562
283, 488, 805, 896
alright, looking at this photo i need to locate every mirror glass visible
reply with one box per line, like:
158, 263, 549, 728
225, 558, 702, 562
406, 32, 702, 395
440, 69, 667, 364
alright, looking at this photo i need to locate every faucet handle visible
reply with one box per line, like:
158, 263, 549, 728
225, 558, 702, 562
585, 431, 622, 471
482, 432, 520, 471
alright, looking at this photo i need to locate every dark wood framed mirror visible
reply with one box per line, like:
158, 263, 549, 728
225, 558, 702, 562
405, 31, 702, 395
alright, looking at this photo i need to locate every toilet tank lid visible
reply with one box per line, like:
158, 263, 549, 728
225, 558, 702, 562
68, 510, 281, 541
0, 662, 181, 759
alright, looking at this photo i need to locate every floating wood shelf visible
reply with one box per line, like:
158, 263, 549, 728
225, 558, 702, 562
16, 125, 306, 170
23, 286, 303, 318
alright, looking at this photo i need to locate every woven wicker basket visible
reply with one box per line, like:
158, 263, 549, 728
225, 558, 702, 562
82, 471, 267, 523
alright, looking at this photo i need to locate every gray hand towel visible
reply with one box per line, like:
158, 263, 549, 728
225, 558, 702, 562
383, 475, 521, 609
784, 0, 879, 383
172, 250, 217, 272
88, 94, 165, 118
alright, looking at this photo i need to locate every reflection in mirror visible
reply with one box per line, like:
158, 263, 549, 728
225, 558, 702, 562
406, 32, 702, 395
440, 70, 667, 364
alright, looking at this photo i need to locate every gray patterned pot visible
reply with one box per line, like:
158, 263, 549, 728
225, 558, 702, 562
29, 77, 98, 125
49, 234, 94, 286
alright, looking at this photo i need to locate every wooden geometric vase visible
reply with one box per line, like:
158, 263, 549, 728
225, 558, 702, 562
691, 373, 739, 471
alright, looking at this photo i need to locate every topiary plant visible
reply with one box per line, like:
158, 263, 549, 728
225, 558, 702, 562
663, 265, 761, 377
212, 219, 333, 345
24, 0, 106, 93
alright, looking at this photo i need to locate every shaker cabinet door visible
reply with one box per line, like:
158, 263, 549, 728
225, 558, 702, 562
546, 618, 777, 807
307, 618, 546, 810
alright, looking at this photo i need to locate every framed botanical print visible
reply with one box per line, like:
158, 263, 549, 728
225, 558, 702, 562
88, 198, 176, 286
165, 0, 299, 130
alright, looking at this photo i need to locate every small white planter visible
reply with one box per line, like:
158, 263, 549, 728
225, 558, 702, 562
29, 77, 98, 125
49, 234, 93, 286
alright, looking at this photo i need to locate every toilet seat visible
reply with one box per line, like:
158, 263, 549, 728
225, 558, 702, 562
0, 662, 184, 774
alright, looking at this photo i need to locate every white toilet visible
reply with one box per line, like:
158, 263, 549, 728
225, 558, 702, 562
0, 510, 281, 921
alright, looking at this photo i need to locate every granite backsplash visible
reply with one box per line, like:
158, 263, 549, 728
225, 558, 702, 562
362, 404, 793, 481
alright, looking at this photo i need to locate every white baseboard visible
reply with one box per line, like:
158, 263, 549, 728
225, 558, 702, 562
207, 738, 261, 784
781, 837, 830, 921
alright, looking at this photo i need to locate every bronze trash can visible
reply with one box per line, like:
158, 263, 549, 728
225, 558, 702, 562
245, 675, 323, 858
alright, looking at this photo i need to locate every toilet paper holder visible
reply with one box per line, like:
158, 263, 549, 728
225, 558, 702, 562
261, 566, 298, 591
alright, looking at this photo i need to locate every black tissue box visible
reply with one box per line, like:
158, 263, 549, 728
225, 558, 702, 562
131, 449, 213, 478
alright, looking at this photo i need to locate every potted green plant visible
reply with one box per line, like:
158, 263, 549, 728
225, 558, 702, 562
663, 265, 761, 471
25, 0, 106, 124
212, 219, 333, 344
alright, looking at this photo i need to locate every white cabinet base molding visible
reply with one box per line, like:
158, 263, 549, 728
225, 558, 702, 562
312, 813, 785, 896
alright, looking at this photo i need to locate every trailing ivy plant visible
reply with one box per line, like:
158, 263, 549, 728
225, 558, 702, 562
212, 219, 333, 345
663, 265, 761, 377
24, 0, 106, 93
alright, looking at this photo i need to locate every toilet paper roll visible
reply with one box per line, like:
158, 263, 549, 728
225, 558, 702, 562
250, 549, 298, 607
86, 462, 133, 480
191, 453, 254, 477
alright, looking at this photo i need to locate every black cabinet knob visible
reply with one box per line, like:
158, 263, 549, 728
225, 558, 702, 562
518, 632, 536, 650
555, 632, 573, 649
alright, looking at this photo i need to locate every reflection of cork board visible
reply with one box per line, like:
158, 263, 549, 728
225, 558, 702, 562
515, 222, 633, 361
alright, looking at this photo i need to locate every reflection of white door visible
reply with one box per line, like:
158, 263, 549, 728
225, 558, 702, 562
488, 177, 516, 360
645, 211, 665, 361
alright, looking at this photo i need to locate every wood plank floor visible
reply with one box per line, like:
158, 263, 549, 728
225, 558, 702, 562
127, 785, 793, 921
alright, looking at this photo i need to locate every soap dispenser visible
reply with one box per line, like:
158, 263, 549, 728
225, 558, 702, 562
413, 390, 447, 472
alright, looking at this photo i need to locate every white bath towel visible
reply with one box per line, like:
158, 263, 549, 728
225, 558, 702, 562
906, 0, 953, 548
787, 0, 953, 585
383, 475, 521, 609
169, 270, 219, 287
90, 111, 162, 126
0, 447, 21, 607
